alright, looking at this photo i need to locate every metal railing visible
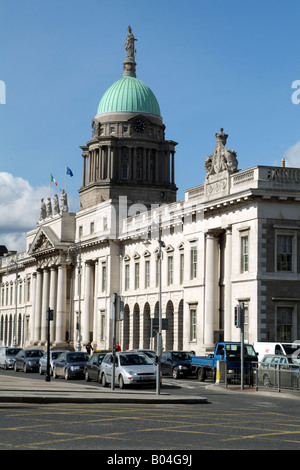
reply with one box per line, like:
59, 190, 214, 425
255, 361, 300, 393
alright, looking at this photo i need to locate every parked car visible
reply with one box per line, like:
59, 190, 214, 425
0, 347, 22, 369
39, 350, 65, 375
161, 351, 195, 379
258, 354, 300, 389
14, 349, 45, 373
100, 352, 159, 388
130, 349, 156, 361
53, 351, 90, 380
84, 352, 108, 382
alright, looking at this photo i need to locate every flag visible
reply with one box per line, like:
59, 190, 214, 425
50, 173, 58, 186
66, 166, 73, 177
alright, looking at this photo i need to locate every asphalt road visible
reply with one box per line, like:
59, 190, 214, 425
1, 369, 300, 452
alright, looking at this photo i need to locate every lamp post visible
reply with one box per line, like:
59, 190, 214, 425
66, 243, 82, 351
6, 258, 19, 348
144, 217, 164, 395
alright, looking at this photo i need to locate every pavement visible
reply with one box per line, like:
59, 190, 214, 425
0, 374, 299, 404
0, 374, 209, 404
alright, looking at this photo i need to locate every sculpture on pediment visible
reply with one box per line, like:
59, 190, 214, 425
60, 189, 69, 213
53, 194, 60, 215
46, 197, 52, 217
205, 128, 238, 177
40, 198, 46, 220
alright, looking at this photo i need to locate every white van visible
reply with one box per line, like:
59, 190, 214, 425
254, 342, 300, 362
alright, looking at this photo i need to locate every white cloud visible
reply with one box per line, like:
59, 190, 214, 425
0, 172, 48, 252
284, 141, 300, 168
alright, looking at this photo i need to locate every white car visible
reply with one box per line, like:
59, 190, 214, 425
100, 352, 160, 388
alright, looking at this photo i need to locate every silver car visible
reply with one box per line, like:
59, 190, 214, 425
39, 350, 65, 375
100, 352, 159, 388
0, 347, 22, 369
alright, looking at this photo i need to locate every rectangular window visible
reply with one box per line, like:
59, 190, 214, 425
180, 253, 184, 284
100, 311, 106, 341
168, 256, 173, 285
135, 263, 140, 290
102, 265, 107, 292
241, 236, 248, 272
125, 264, 130, 291
277, 235, 293, 272
90, 222, 94, 234
79, 225, 83, 239
145, 260, 150, 288
276, 306, 293, 341
27, 278, 31, 302
190, 308, 197, 341
191, 246, 197, 279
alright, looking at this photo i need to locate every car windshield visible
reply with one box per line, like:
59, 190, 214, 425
171, 352, 191, 361
283, 344, 300, 355
67, 353, 89, 363
7, 348, 21, 356
225, 344, 257, 359
52, 352, 63, 360
25, 350, 44, 358
119, 354, 153, 366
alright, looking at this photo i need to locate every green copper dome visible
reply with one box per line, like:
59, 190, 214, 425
97, 26, 161, 117
97, 75, 161, 116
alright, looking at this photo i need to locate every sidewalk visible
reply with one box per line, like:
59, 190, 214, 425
0, 374, 208, 404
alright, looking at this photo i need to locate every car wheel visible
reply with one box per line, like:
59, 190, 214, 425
101, 373, 108, 387
198, 367, 206, 382
85, 371, 90, 382
64, 369, 70, 380
39, 365, 43, 375
172, 367, 179, 379
97, 372, 101, 384
118, 375, 125, 389
23, 363, 27, 373
53, 367, 58, 379
263, 374, 271, 387
14, 362, 18, 372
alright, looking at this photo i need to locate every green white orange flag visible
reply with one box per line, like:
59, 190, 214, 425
50, 173, 58, 186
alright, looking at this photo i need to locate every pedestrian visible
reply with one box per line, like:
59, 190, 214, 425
86, 342, 94, 355
115, 343, 121, 352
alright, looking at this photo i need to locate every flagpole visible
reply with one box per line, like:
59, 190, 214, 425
65, 164, 67, 195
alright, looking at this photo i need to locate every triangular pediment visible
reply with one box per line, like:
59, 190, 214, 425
28, 226, 60, 256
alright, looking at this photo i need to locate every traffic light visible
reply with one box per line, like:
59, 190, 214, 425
234, 303, 244, 328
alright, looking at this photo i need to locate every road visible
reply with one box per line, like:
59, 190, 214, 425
0, 369, 300, 452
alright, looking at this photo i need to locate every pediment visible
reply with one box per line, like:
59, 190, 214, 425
28, 226, 60, 256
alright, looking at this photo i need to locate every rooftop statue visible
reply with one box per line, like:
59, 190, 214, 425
205, 128, 238, 177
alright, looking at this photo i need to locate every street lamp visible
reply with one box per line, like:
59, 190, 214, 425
144, 217, 165, 395
66, 243, 82, 351
6, 257, 19, 348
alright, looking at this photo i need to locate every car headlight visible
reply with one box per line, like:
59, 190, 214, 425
70, 366, 81, 371
178, 365, 188, 370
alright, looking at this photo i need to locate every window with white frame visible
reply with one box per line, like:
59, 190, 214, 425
135, 262, 140, 290
276, 305, 294, 341
180, 253, 184, 284
190, 307, 197, 341
145, 260, 150, 288
241, 235, 249, 272
101, 264, 107, 292
276, 234, 294, 272
125, 264, 130, 291
167, 256, 173, 286
190, 246, 197, 279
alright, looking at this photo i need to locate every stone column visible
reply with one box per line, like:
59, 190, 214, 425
204, 232, 218, 347
49, 266, 57, 343
40, 268, 50, 343
82, 261, 92, 345
224, 227, 232, 341
55, 263, 67, 346
34, 269, 43, 344
30, 272, 37, 344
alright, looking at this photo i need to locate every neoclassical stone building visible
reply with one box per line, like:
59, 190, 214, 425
1, 28, 300, 353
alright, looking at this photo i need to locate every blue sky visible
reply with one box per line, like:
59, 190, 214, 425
1, 0, 300, 251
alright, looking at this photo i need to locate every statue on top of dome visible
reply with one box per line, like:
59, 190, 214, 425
125, 26, 137, 59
